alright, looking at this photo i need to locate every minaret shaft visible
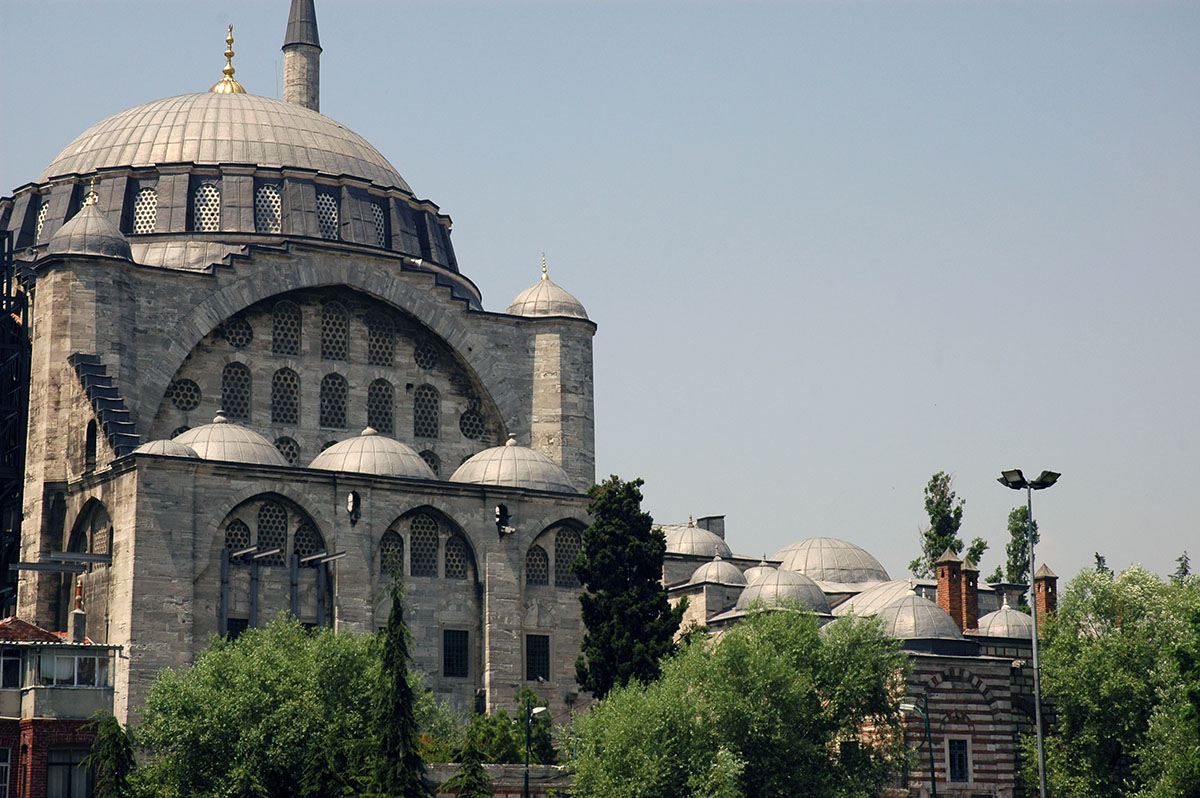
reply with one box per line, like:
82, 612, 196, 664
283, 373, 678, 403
283, 0, 321, 111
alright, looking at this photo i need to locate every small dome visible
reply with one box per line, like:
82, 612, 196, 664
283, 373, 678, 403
309, 428, 435, 479
44, 202, 132, 261
976, 597, 1034, 638
449, 435, 577, 493
832, 580, 915, 617
506, 265, 588, 319
742, 557, 777, 585
174, 413, 289, 466
662, 522, 733, 559
735, 569, 831, 614
133, 439, 199, 458
688, 556, 747, 587
875, 592, 964, 641
774, 537, 890, 588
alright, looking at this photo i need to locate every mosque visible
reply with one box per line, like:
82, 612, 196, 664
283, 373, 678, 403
0, 3, 1048, 796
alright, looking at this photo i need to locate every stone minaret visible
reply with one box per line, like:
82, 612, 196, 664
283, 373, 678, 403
283, 0, 321, 111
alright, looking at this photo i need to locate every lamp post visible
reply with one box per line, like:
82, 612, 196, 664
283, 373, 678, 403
899, 693, 937, 798
524, 700, 547, 798
998, 468, 1059, 798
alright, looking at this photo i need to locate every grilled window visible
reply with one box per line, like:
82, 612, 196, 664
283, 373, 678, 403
380, 530, 403, 577
410, 514, 439, 577
319, 373, 348, 429
272, 369, 300, 425
194, 183, 221, 231
274, 437, 300, 465
133, 187, 158, 234
167, 379, 201, 411
366, 315, 394, 366
254, 184, 282, 233
443, 630, 468, 678
554, 528, 583, 588
445, 536, 469, 580
419, 450, 440, 477
293, 523, 324, 560
316, 193, 339, 240
223, 317, 254, 348
526, 545, 549, 586
221, 363, 251, 420
321, 302, 348, 361
413, 385, 439, 438
256, 502, 287, 567
526, 635, 550, 682
272, 301, 302, 355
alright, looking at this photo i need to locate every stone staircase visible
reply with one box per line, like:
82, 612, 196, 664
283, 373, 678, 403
68, 353, 139, 456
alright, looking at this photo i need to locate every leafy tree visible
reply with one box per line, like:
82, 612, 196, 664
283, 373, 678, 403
910, 472, 984, 577
985, 506, 1039, 607
574, 476, 685, 699
439, 726, 492, 798
572, 608, 908, 798
1174, 551, 1192, 584
84, 711, 136, 798
1094, 552, 1112, 577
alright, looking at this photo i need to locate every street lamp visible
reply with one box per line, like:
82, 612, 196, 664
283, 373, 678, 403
524, 701, 547, 798
899, 694, 937, 798
998, 468, 1059, 798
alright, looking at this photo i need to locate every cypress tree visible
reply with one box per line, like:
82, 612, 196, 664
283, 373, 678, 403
83, 710, 135, 798
574, 476, 684, 699
439, 726, 492, 798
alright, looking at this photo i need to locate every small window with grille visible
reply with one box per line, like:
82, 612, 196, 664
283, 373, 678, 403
367, 379, 394, 434
380, 530, 403, 577
554, 528, 582, 588
414, 341, 440, 371
526, 545, 549, 586
35, 201, 49, 242
419, 450, 440, 477
272, 301, 302, 356
255, 184, 282, 233
413, 385, 439, 438
221, 363, 252, 420
167, 379, 201, 412
319, 373, 348, 429
316, 193, 339, 240
256, 502, 287, 567
410, 514, 439, 577
274, 437, 300, 465
133, 187, 158, 234
366, 315, 394, 366
459, 409, 487, 441
272, 369, 300, 425
321, 302, 348, 361
445, 536, 469, 580
223, 317, 254, 349
948, 739, 970, 783
443, 629, 468, 678
225, 519, 251, 557
372, 203, 387, 247
526, 634, 550, 682
194, 183, 221, 232
293, 523, 324, 560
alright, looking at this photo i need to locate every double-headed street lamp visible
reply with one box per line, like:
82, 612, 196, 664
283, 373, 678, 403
899, 693, 937, 798
998, 468, 1059, 798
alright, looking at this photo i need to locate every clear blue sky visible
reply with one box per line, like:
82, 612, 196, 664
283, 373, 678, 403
4, 1, 1198, 584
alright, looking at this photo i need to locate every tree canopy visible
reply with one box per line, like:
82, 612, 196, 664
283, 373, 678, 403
986, 506, 1039, 606
571, 609, 908, 798
910, 472, 986, 577
574, 476, 684, 699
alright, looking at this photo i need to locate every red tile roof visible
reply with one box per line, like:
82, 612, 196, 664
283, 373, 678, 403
0, 616, 62, 643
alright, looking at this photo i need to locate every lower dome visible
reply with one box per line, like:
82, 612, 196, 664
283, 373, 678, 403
174, 414, 289, 466
308, 428, 435, 479
449, 436, 577, 493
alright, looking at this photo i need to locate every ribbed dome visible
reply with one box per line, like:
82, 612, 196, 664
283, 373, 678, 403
449, 435, 577, 493
44, 203, 132, 260
735, 569, 831, 614
133, 439, 199, 458
174, 414, 289, 466
774, 537, 890, 588
39, 92, 410, 191
688, 556, 747, 587
875, 592, 964, 641
832, 580, 915, 617
506, 267, 588, 319
742, 558, 777, 585
662, 523, 733, 558
976, 598, 1034, 638
308, 428, 435, 479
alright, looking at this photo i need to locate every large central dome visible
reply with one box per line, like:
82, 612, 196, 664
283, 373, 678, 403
38, 92, 410, 192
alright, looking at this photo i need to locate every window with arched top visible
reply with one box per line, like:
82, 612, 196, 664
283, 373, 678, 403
525, 545, 549, 586
274, 437, 300, 466
225, 520, 251, 561
367, 379, 394, 434
319, 373, 348, 429
321, 302, 348, 361
371, 203, 387, 247
256, 502, 287, 567
419, 450, 440, 477
272, 301, 302, 356
554, 528, 583, 587
272, 369, 300, 425
380, 530, 403, 578
413, 385, 439, 438
316, 193, 339, 240
366, 315, 394, 367
221, 363, 252, 420
410, 514, 439, 577
293, 523, 324, 559
445, 537, 469, 580
254, 184, 282, 233
194, 183, 221, 231
132, 187, 158, 234
35, 201, 49, 242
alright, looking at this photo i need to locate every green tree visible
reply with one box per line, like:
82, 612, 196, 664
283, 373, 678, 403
910, 472, 985, 577
985, 506, 1039, 608
1174, 551, 1192, 584
1094, 552, 1112, 576
439, 726, 492, 798
572, 608, 907, 798
84, 711, 136, 798
574, 476, 685, 699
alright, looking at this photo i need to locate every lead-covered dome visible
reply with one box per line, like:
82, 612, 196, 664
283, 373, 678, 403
45, 203, 132, 261
308, 428, 435, 479
832, 579, 915, 617
662, 522, 733, 559
774, 537, 890, 590
133, 439, 199, 458
688, 556, 747, 587
450, 435, 577, 493
976, 597, 1034, 638
875, 592, 963, 641
735, 569, 831, 614
174, 413, 289, 466
39, 93, 410, 191
507, 267, 588, 319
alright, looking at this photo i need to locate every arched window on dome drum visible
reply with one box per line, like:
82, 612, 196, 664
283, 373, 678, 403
256, 502, 287, 567
221, 362, 252, 420
272, 301, 302, 356
554, 528, 583, 588
366, 315, 394, 367
293, 523, 324, 560
132, 187, 157, 234
367, 379, 394, 435
194, 183, 221, 232
316, 193, 339, 240
254, 184, 282, 233
413, 385, 439, 438
379, 530, 403, 578
274, 437, 300, 466
321, 302, 348, 361
444, 536, 469, 580
410, 514, 439, 577
35, 201, 49, 243
272, 369, 300, 425
225, 520, 251, 567
371, 203, 387, 248
319, 373, 348, 429
525, 545, 549, 586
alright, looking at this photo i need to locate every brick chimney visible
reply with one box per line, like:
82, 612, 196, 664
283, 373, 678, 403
936, 548, 963, 631
960, 557, 979, 632
67, 578, 87, 644
1033, 563, 1058, 621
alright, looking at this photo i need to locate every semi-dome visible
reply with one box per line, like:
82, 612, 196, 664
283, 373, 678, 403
308, 428, 435, 479
133, 439, 199, 458
506, 265, 588, 319
449, 435, 576, 493
174, 413, 289, 466
875, 592, 963, 641
976, 596, 1034, 638
44, 202, 132, 260
774, 537, 890, 589
832, 579, 915, 617
39, 92, 410, 191
662, 522, 733, 559
742, 557, 776, 585
688, 556, 747, 587
735, 569, 831, 614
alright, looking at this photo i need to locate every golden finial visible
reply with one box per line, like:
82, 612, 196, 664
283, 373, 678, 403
210, 24, 247, 94
541, 252, 548, 280
83, 176, 98, 206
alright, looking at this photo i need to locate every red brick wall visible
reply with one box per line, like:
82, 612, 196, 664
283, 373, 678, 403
17, 718, 95, 798
937, 560, 963, 631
